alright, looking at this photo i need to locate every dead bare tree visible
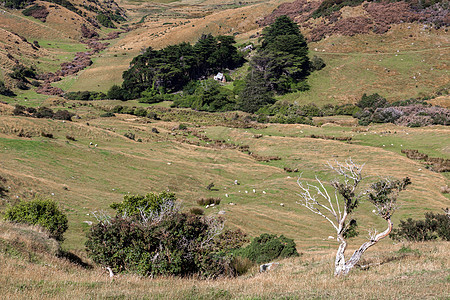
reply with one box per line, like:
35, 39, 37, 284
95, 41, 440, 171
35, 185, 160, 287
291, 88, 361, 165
297, 159, 411, 276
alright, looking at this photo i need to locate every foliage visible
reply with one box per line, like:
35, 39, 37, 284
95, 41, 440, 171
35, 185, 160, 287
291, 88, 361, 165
343, 219, 359, 238
367, 177, 411, 219
235, 233, 299, 264
196, 197, 221, 206
4, 198, 68, 241
3, 0, 30, 9
110, 192, 176, 219
254, 15, 311, 94
121, 35, 244, 99
238, 70, 275, 113
390, 210, 450, 241
53, 110, 74, 121
356, 93, 387, 110
107, 84, 127, 100
0, 81, 15, 96
173, 80, 236, 112
0, 176, 8, 197
310, 55, 326, 71
64, 91, 106, 100
8, 65, 37, 82
353, 93, 448, 127
190, 207, 204, 215
256, 101, 359, 124
86, 195, 237, 278
311, 0, 365, 18
96, 14, 116, 28
22, 4, 48, 21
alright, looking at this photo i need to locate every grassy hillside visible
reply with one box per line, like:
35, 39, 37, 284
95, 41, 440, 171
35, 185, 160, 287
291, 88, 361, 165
0, 102, 448, 250
0, 237, 448, 298
0, 0, 449, 297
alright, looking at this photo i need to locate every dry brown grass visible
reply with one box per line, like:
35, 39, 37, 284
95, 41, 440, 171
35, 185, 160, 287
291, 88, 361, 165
0, 239, 448, 299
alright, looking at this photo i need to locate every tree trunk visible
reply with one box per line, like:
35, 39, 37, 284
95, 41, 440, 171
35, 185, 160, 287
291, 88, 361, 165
334, 219, 393, 276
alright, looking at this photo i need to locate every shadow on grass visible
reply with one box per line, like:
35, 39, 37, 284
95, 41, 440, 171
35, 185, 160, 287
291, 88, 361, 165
58, 250, 93, 269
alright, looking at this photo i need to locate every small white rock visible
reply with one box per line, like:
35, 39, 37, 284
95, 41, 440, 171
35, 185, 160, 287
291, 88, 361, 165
280, 203, 285, 207
262, 191, 266, 194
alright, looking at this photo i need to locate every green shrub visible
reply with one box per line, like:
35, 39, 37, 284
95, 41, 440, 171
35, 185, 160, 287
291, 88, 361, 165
53, 110, 73, 121
107, 84, 126, 100
0, 81, 15, 96
34, 107, 54, 119
96, 14, 116, 28
4, 198, 68, 241
310, 55, 326, 71
190, 207, 204, 215
357, 93, 387, 110
110, 191, 176, 218
390, 210, 450, 241
64, 91, 106, 100
197, 197, 221, 206
86, 196, 237, 278
124, 132, 135, 140
100, 112, 115, 117
236, 233, 299, 264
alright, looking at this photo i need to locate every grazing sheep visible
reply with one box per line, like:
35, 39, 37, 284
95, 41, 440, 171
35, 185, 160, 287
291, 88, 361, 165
259, 262, 280, 273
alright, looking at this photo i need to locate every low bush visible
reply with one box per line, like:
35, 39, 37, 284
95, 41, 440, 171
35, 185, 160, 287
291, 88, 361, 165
100, 112, 115, 117
197, 197, 221, 206
53, 110, 73, 121
124, 132, 135, 140
390, 210, 450, 241
356, 93, 387, 110
96, 14, 116, 28
41, 132, 54, 138
235, 233, 299, 264
0, 81, 15, 96
4, 198, 68, 241
22, 4, 49, 22
110, 191, 176, 218
0, 176, 8, 197
34, 107, 55, 119
310, 55, 326, 71
9, 65, 37, 82
64, 91, 106, 100
190, 207, 204, 215
86, 194, 238, 278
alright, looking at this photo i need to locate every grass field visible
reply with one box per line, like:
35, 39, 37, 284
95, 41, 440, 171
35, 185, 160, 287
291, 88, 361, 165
0, 107, 448, 252
0, 0, 449, 297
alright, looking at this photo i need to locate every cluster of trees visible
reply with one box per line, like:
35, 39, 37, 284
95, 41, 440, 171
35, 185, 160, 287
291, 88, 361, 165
109, 34, 245, 100
107, 16, 321, 115
237, 15, 316, 113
